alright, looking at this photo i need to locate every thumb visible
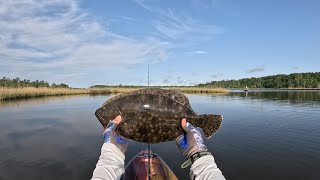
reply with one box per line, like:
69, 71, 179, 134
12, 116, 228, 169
181, 118, 191, 133
112, 115, 122, 124
111, 115, 122, 130
105, 115, 122, 132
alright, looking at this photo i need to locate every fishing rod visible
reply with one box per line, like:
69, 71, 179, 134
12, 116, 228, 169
147, 64, 151, 180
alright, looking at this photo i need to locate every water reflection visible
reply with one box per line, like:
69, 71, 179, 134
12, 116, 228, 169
0, 95, 89, 108
0, 92, 319, 180
230, 90, 320, 103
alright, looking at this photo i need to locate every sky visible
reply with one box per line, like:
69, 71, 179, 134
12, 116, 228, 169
0, 0, 319, 87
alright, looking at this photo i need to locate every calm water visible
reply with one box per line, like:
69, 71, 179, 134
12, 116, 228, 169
0, 91, 319, 180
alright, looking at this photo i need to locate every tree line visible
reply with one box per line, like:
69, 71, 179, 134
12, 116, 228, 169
0, 77, 69, 88
198, 72, 320, 89
3, 72, 319, 89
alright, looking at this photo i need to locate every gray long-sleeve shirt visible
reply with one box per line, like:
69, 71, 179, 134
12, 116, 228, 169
92, 143, 226, 180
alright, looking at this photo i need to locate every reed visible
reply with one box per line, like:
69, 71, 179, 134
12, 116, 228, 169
88, 88, 139, 94
165, 87, 228, 94
0, 87, 88, 101
0, 87, 228, 101
89, 87, 228, 94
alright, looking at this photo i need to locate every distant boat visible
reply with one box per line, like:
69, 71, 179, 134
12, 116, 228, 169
244, 86, 248, 91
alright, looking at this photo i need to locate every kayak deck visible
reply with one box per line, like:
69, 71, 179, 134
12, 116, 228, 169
122, 150, 178, 180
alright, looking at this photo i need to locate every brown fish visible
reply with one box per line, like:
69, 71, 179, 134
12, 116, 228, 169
95, 88, 223, 144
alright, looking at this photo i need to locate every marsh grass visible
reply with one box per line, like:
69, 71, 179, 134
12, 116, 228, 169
165, 87, 228, 94
0, 87, 228, 101
89, 87, 228, 94
88, 88, 138, 94
0, 87, 88, 101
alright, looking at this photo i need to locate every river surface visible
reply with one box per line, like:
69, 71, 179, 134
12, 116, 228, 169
0, 91, 319, 180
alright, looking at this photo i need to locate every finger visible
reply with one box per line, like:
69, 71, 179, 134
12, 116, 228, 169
175, 134, 188, 150
175, 133, 184, 143
116, 133, 127, 145
117, 133, 127, 140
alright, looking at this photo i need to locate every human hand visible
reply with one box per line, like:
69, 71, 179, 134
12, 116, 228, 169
175, 118, 208, 158
103, 115, 128, 154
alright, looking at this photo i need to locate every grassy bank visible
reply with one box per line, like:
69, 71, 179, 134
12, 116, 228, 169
0, 87, 228, 101
88, 88, 139, 94
89, 87, 228, 94
164, 87, 227, 94
0, 87, 88, 101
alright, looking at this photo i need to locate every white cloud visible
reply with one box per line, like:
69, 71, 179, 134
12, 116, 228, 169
133, 0, 223, 49
190, 0, 219, 8
0, 0, 168, 86
154, 13, 222, 40
53, 39, 167, 72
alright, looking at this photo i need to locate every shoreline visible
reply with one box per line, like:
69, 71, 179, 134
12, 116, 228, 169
0, 87, 88, 101
2, 87, 319, 101
0, 87, 228, 101
227, 88, 320, 91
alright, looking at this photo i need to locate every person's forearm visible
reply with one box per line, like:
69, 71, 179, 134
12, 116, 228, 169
92, 143, 125, 180
190, 155, 226, 180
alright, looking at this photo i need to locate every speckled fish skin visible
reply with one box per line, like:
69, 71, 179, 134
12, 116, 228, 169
102, 88, 192, 109
95, 88, 223, 144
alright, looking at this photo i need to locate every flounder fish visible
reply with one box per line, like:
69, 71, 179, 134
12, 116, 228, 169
95, 88, 223, 144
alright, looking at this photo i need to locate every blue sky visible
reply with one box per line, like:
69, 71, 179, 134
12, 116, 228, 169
0, 0, 319, 87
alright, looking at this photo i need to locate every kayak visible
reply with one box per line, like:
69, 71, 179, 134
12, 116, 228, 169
122, 149, 178, 180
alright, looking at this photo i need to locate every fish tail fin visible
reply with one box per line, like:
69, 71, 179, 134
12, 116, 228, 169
197, 114, 223, 139
95, 108, 106, 127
